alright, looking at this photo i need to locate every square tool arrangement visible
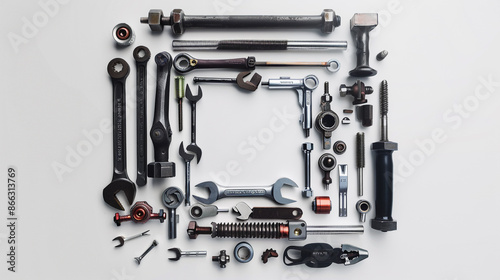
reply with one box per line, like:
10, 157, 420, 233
104, 9, 397, 268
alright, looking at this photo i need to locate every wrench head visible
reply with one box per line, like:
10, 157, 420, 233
162, 187, 184, 209
168, 247, 182, 261
193, 181, 219, 204
232, 202, 253, 221
272, 178, 298, 205
179, 142, 195, 162
112, 236, 125, 247
186, 144, 202, 163
236, 71, 262, 91
103, 178, 136, 211
185, 84, 203, 102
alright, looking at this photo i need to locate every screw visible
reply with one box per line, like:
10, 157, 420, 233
134, 240, 158, 264
175, 76, 185, 132
302, 142, 314, 198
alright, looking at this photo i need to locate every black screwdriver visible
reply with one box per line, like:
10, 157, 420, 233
371, 80, 398, 232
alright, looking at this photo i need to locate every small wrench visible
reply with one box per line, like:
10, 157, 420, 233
232, 202, 303, 221
162, 187, 184, 239
113, 230, 150, 247
185, 85, 202, 163
193, 71, 262, 92
189, 203, 229, 219
168, 248, 207, 261
193, 177, 298, 205
103, 58, 136, 211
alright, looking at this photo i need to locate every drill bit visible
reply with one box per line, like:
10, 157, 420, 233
175, 76, 185, 131
356, 132, 365, 196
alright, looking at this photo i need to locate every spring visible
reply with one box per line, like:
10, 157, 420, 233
212, 222, 285, 239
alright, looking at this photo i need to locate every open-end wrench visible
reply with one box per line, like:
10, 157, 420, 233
148, 52, 176, 178
179, 142, 194, 206
103, 58, 136, 211
162, 187, 184, 239
133, 46, 151, 187
185, 85, 202, 163
113, 230, 150, 248
193, 178, 298, 205
168, 248, 207, 261
232, 202, 303, 221
193, 71, 262, 92
173, 53, 340, 74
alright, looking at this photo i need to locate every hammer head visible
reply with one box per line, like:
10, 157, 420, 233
350, 13, 378, 31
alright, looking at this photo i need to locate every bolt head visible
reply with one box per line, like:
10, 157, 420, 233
148, 162, 176, 178
371, 141, 398, 151
339, 84, 348, 97
171, 9, 185, 35
302, 189, 313, 198
350, 13, 378, 31
187, 221, 198, 239
321, 9, 339, 33
147, 9, 164, 32
302, 142, 313, 151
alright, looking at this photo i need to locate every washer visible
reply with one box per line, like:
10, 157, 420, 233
233, 242, 254, 263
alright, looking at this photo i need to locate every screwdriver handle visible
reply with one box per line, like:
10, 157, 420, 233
371, 142, 398, 232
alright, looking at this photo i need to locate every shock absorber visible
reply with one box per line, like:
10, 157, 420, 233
187, 220, 363, 240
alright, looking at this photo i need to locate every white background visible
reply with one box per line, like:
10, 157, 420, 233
1, 0, 500, 279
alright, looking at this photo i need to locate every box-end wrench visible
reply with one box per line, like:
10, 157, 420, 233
162, 187, 184, 239
193, 178, 298, 205
103, 58, 136, 211
133, 46, 151, 187
148, 52, 176, 178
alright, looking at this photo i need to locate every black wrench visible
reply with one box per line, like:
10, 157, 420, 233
133, 46, 151, 187
185, 85, 202, 163
103, 58, 136, 211
148, 52, 176, 178
163, 187, 184, 239
179, 142, 194, 206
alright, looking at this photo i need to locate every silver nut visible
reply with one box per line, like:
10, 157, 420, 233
148, 9, 164, 32
350, 13, 378, 30
302, 142, 313, 151
302, 189, 313, 198
339, 84, 348, 97
112, 23, 135, 47
171, 9, 185, 35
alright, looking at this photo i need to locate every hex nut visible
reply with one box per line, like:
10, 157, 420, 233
147, 9, 165, 32
302, 189, 313, 198
333, 141, 347, 155
147, 162, 176, 178
371, 141, 398, 151
171, 9, 185, 35
321, 9, 338, 34
339, 84, 348, 97
302, 142, 314, 151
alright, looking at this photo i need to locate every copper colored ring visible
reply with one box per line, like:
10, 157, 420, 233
116, 27, 130, 40
280, 224, 289, 239
312, 196, 332, 214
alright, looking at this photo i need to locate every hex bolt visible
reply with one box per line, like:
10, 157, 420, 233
140, 9, 341, 35
302, 142, 314, 198
134, 240, 158, 265
187, 221, 213, 239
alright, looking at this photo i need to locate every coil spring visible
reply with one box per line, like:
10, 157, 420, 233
212, 222, 285, 239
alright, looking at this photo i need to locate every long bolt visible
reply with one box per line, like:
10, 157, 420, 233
356, 132, 365, 196
302, 143, 313, 198
134, 240, 158, 264
175, 76, 185, 132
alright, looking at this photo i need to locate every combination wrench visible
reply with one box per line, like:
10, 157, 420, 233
193, 178, 298, 205
102, 58, 136, 211
173, 53, 340, 74
179, 142, 194, 206
133, 46, 151, 187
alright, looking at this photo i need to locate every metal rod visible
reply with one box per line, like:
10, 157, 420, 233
172, 40, 347, 51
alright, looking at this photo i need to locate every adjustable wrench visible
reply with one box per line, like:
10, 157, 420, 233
262, 75, 319, 137
232, 202, 303, 221
103, 58, 136, 211
193, 178, 298, 205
